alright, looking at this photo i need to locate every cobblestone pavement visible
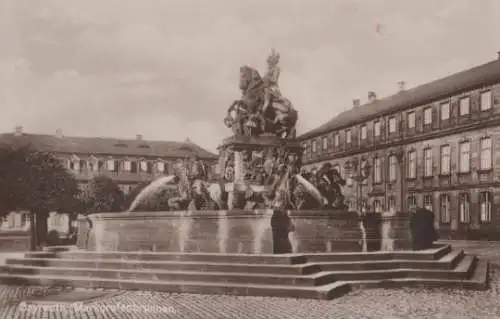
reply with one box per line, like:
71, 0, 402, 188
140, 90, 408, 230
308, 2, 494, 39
0, 267, 498, 319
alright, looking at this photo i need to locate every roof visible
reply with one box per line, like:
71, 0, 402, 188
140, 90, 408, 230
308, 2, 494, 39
0, 133, 218, 160
299, 58, 500, 140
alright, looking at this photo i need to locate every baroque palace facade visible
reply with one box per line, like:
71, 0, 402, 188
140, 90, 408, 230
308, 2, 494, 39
0, 128, 217, 232
299, 54, 500, 239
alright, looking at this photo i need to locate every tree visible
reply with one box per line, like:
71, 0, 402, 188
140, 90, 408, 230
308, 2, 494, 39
81, 176, 125, 215
0, 145, 80, 250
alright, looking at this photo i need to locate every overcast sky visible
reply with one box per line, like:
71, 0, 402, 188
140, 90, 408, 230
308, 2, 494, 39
1, 0, 499, 151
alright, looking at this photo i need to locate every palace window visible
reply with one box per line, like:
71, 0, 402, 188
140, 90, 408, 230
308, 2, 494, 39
480, 90, 492, 111
388, 117, 397, 133
407, 195, 417, 210
333, 133, 340, 147
458, 193, 470, 224
157, 161, 165, 173
440, 102, 450, 121
440, 194, 451, 224
388, 196, 396, 212
123, 160, 132, 172
322, 136, 328, 151
440, 145, 451, 175
423, 195, 433, 211
373, 157, 382, 183
360, 125, 367, 140
407, 150, 417, 179
423, 107, 433, 125
480, 137, 492, 170
374, 121, 381, 137
459, 141, 471, 173
140, 160, 149, 173
407, 111, 416, 129
107, 159, 116, 172
459, 97, 470, 116
389, 154, 397, 182
480, 191, 492, 223
424, 148, 433, 177
346, 130, 352, 144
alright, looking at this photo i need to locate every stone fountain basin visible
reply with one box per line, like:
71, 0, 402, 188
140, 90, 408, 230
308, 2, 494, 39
76, 210, 412, 254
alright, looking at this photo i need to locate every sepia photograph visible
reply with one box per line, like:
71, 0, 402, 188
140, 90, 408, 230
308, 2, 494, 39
0, 0, 499, 318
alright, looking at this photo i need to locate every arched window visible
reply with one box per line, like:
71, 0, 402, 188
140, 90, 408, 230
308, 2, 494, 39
440, 194, 450, 224
388, 196, 396, 212
458, 193, 470, 224
373, 199, 382, 213
479, 191, 493, 223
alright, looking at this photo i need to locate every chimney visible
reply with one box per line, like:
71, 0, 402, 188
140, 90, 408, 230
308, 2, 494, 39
185, 138, 191, 143
368, 91, 377, 103
398, 81, 406, 92
136, 134, 142, 141
13, 126, 23, 136
497, 51, 500, 60
55, 128, 63, 138
352, 99, 360, 108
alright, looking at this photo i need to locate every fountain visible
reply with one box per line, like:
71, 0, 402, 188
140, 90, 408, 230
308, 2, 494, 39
3, 50, 486, 301
77, 49, 414, 255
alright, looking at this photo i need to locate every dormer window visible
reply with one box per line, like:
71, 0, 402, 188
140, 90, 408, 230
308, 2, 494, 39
423, 107, 433, 125
69, 155, 80, 171
333, 133, 340, 147
346, 130, 352, 144
107, 159, 116, 172
459, 97, 470, 116
480, 90, 492, 111
388, 117, 396, 133
407, 111, 415, 129
360, 125, 367, 140
374, 121, 381, 137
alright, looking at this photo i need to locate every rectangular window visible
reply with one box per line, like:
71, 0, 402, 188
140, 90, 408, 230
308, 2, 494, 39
374, 157, 382, 183
140, 161, 149, 173
423, 107, 433, 125
459, 141, 470, 173
440, 145, 451, 175
480, 137, 492, 170
459, 193, 470, 224
407, 112, 416, 129
322, 136, 328, 151
346, 130, 352, 144
388, 196, 396, 212
389, 155, 397, 182
388, 117, 396, 133
157, 162, 165, 172
424, 148, 433, 177
407, 195, 417, 210
480, 90, 492, 111
123, 160, 132, 172
440, 102, 450, 121
312, 139, 317, 153
361, 125, 367, 140
440, 194, 450, 223
423, 195, 433, 211
459, 97, 470, 116
334, 133, 340, 147
107, 159, 117, 172
407, 150, 416, 179
374, 121, 381, 137
480, 192, 492, 223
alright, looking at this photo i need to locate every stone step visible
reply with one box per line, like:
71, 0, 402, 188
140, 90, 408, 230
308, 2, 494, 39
312, 255, 476, 282
0, 273, 352, 300
315, 249, 465, 271
345, 260, 489, 291
5, 258, 321, 275
1, 265, 337, 286
24, 251, 309, 265
304, 244, 451, 262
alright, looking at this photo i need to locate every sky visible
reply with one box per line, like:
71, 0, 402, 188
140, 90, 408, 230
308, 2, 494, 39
1, 0, 500, 152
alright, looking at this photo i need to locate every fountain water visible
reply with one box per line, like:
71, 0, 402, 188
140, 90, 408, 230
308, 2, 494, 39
127, 175, 178, 212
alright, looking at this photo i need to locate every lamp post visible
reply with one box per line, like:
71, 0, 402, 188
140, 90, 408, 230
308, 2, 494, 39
344, 158, 372, 214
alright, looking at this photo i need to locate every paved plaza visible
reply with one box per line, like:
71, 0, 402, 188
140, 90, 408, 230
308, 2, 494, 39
0, 241, 498, 319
